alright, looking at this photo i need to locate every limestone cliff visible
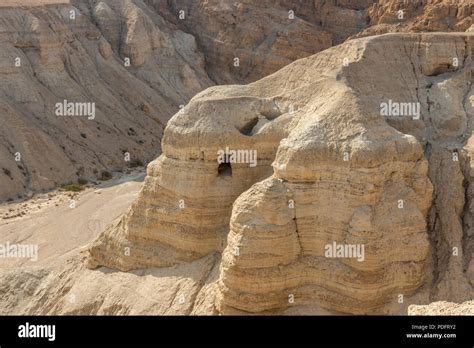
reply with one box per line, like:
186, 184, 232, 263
358, 0, 472, 37
156, 0, 376, 84
0, 0, 212, 200
88, 32, 474, 314
0, 0, 373, 201
1, 0, 471, 201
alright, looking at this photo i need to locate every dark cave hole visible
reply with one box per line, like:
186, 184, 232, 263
238, 117, 259, 136
218, 160, 232, 177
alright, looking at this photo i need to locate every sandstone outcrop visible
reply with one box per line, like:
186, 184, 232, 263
163, 0, 472, 84
88, 32, 474, 314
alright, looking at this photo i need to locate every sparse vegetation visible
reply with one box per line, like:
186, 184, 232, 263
60, 183, 85, 192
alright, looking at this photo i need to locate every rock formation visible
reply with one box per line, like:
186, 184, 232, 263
156, 0, 376, 84
357, 0, 472, 37
0, 0, 385, 201
408, 300, 474, 315
2, 0, 471, 201
161, 0, 472, 84
88, 32, 474, 314
0, 1, 473, 315
0, 0, 213, 201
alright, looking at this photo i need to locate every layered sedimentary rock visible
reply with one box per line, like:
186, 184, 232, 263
88, 32, 474, 314
87, 92, 293, 270
161, 0, 472, 84
0, 0, 213, 201
0, 0, 371, 200
157, 0, 376, 84
357, 0, 473, 37
1, 0, 471, 201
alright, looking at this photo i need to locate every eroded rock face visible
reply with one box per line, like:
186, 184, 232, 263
88, 32, 474, 314
158, 0, 376, 84
357, 0, 473, 37
408, 300, 474, 315
218, 33, 474, 314
0, 0, 373, 200
1, 0, 471, 201
0, 0, 212, 201
1, 1, 473, 315
87, 91, 293, 270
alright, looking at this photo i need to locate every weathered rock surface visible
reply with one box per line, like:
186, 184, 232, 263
0, 1, 69, 6
0, 253, 220, 315
0, 0, 342, 200
0, 0, 212, 201
158, 0, 376, 84
1, 1, 473, 316
408, 300, 474, 315
1, 0, 471, 201
357, 0, 473, 37
88, 32, 474, 314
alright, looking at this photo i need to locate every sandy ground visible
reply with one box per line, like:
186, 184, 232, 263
0, 169, 220, 315
0, 170, 145, 269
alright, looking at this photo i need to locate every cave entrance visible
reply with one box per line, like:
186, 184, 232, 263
218, 156, 232, 177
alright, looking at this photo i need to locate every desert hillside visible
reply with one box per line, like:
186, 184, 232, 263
0, 0, 471, 201
0, 0, 70, 6
1, 30, 473, 315
0, 0, 472, 316
85, 31, 474, 315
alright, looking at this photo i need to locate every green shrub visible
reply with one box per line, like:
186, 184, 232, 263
61, 183, 84, 192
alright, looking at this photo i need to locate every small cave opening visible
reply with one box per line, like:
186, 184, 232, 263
218, 157, 232, 177
237, 117, 259, 136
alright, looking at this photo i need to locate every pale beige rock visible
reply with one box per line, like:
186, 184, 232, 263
0, 253, 220, 315
1, 1, 474, 316
0, 0, 372, 201
88, 32, 474, 315
1, 0, 471, 202
408, 301, 474, 315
